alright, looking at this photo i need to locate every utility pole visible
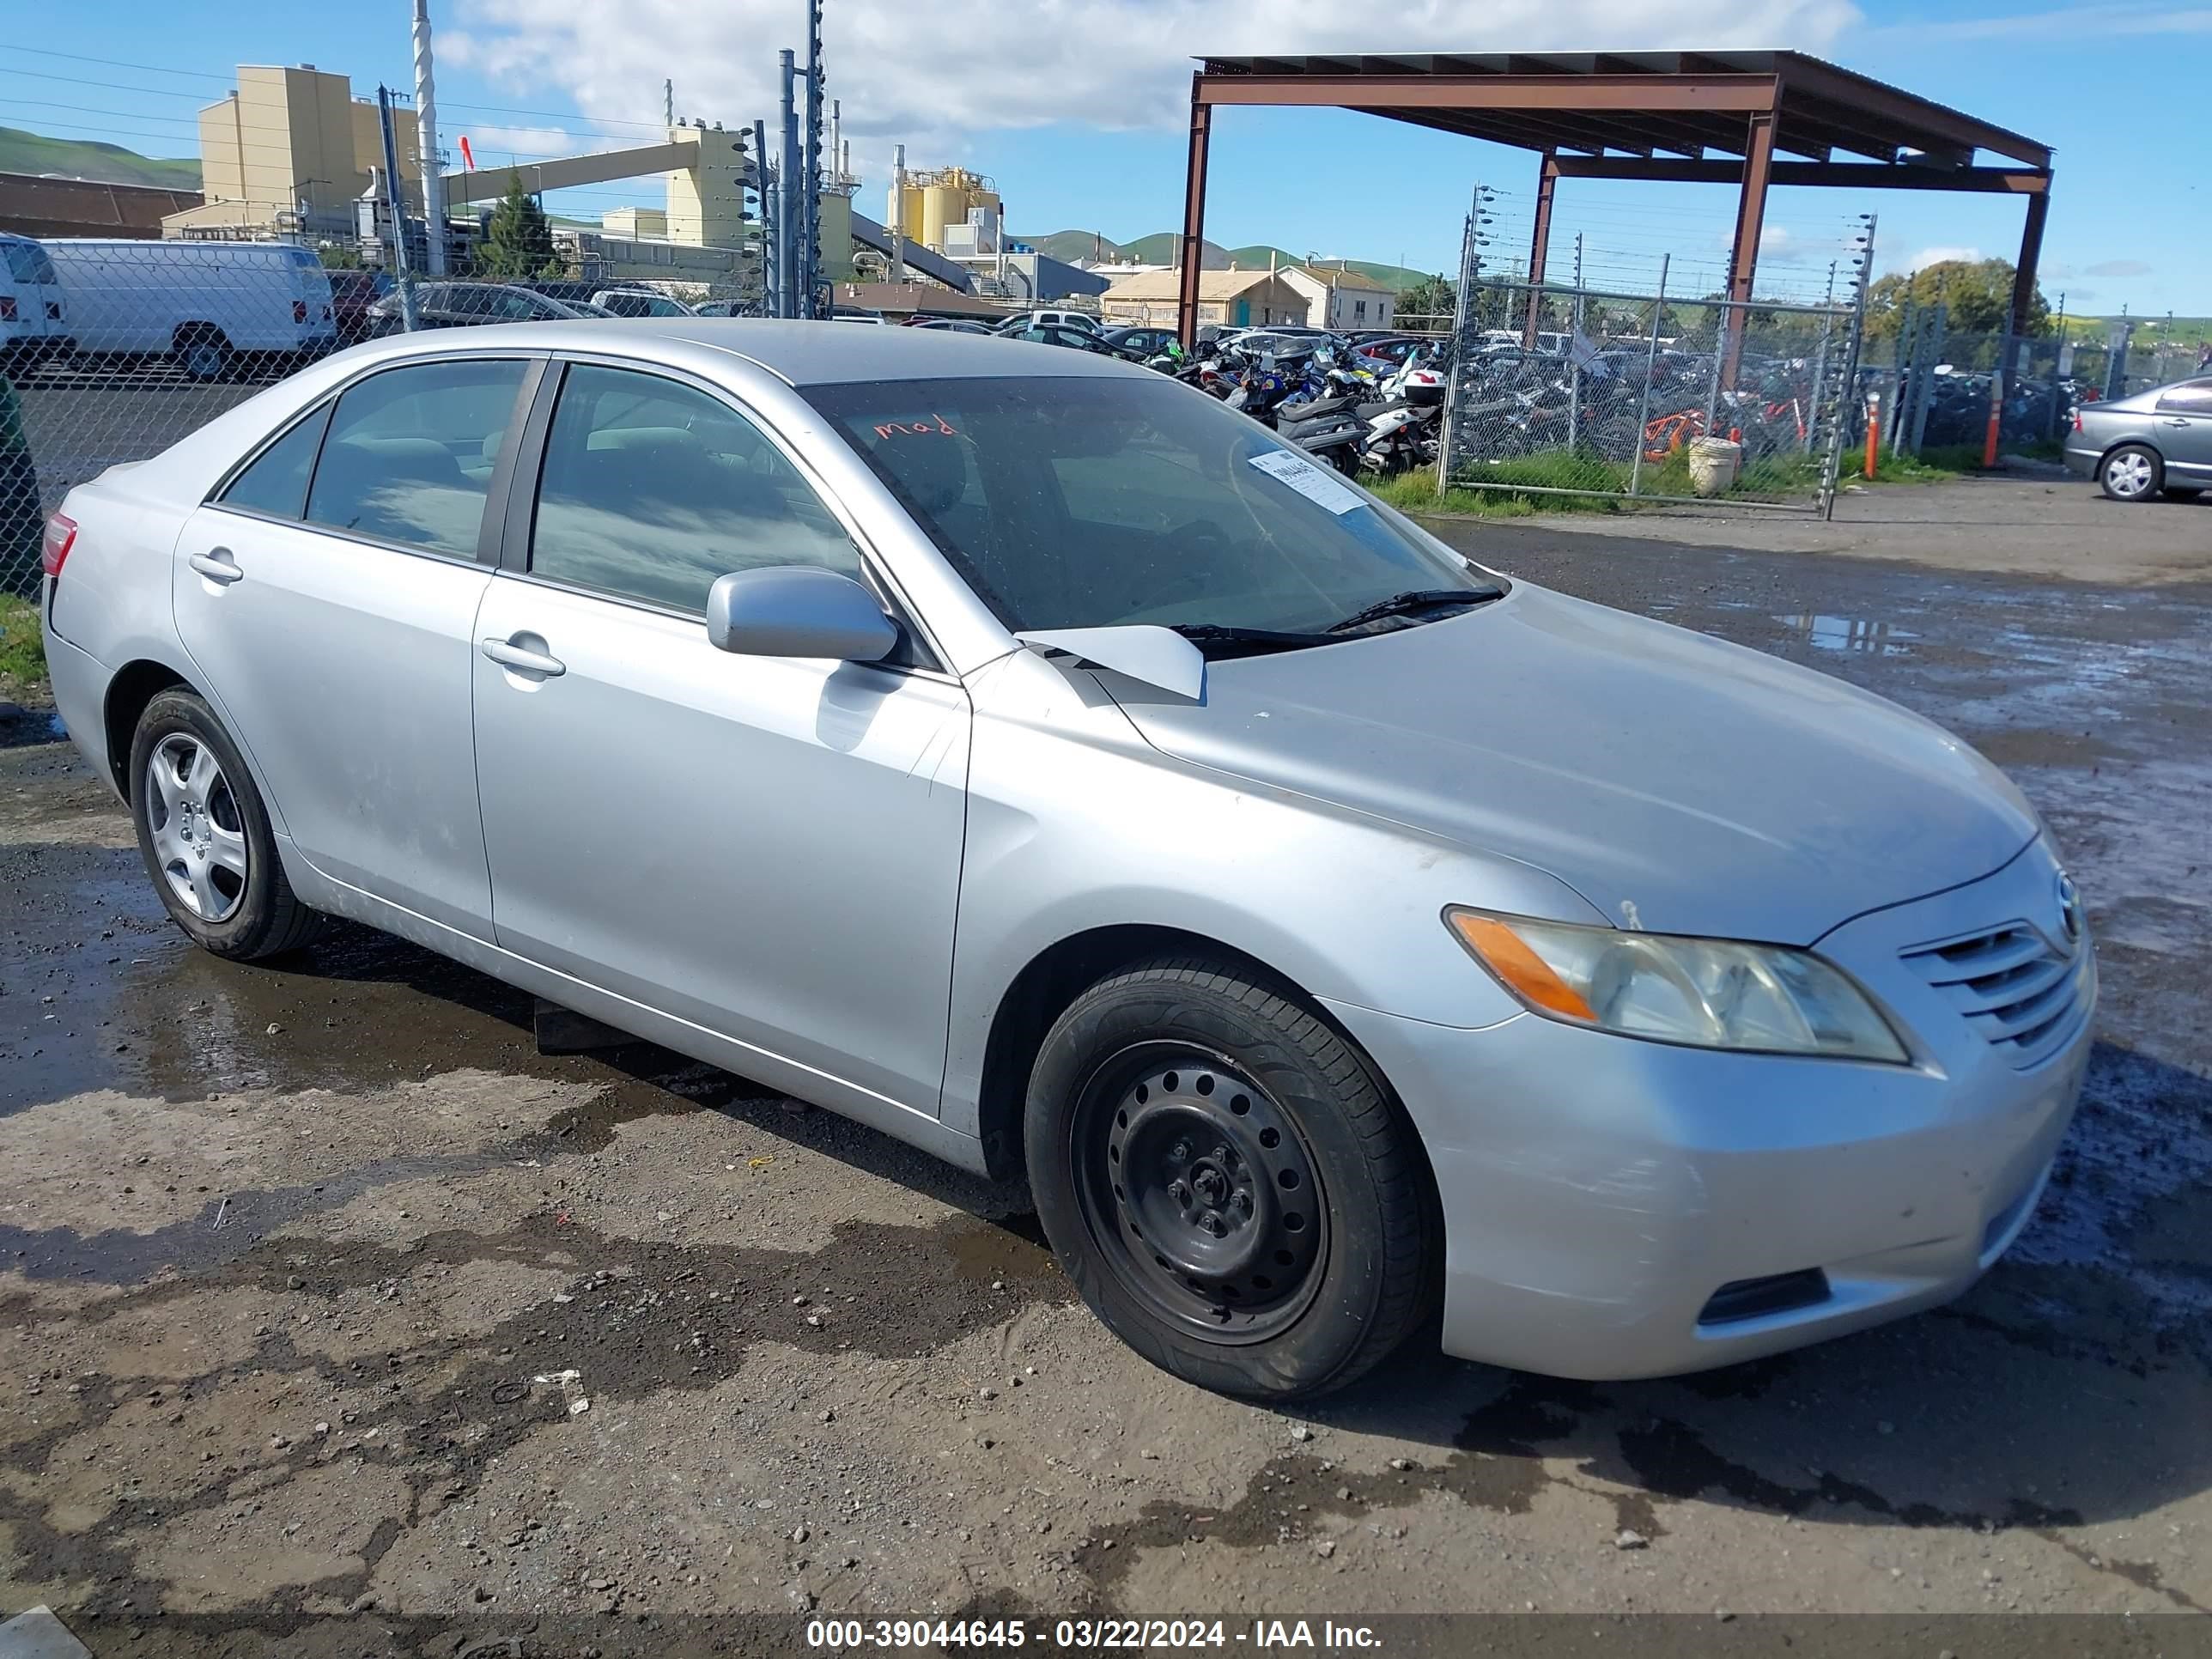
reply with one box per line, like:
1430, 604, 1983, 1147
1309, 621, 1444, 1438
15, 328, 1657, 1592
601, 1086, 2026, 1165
802, 0, 824, 318
376, 88, 420, 330
753, 118, 772, 313
890, 144, 907, 283
778, 50, 800, 319
411, 0, 446, 274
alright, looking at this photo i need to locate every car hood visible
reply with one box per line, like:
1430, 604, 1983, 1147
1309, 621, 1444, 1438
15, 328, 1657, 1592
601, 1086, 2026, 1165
1107, 584, 2038, 945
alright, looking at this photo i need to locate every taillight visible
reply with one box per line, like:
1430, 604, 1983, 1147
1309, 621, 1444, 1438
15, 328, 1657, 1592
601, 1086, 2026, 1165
2072, 408, 2082, 433
42, 513, 77, 580
293, 301, 309, 323
0, 296, 16, 320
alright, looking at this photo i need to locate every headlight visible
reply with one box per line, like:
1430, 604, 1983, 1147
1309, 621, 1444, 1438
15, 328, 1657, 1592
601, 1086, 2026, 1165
1443, 907, 1908, 1063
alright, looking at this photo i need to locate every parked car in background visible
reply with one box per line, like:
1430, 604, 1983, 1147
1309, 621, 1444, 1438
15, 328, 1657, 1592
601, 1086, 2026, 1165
907, 319, 994, 334
830, 307, 888, 325
366, 283, 611, 336
2065, 376, 2212, 501
1101, 325, 1180, 359
41, 319, 2093, 1402
40, 239, 336, 380
0, 234, 71, 367
1009, 324, 1122, 356
591, 288, 694, 319
325, 268, 394, 349
691, 301, 757, 319
994, 309, 1099, 334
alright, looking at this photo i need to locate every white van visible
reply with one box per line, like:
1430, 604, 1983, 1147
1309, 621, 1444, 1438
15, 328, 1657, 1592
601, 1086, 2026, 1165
42, 240, 337, 380
0, 234, 70, 367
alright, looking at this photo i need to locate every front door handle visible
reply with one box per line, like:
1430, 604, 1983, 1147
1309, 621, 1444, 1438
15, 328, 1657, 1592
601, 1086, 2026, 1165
481, 635, 566, 678
188, 548, 243, 585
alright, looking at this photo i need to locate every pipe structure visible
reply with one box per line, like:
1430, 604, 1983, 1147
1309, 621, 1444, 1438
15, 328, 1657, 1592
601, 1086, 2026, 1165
890, 144, 906, 283
411, 0, 446, 274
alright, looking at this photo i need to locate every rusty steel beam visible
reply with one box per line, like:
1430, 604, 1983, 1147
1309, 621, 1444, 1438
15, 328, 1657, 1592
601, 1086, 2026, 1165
1777, 58, 2050, 167
1547, 155, 2051, 192
2009, 184, 2051, 343
1176, 77, 1212, 349
1524, 151, 1558, 346
1196, 72, 1779, 112
1722, 107, 1777, 391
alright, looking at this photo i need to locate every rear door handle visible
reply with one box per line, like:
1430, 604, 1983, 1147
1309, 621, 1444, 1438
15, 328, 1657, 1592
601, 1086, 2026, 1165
188, 548, 243, 585
2162, 417, 2191, 428
481, 636, 566, 678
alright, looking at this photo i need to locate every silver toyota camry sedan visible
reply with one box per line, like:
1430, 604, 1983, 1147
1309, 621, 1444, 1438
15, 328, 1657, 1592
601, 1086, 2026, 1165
39, 321, 2094, 1400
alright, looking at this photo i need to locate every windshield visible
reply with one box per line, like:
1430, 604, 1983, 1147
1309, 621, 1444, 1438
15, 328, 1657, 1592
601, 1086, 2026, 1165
805, 375, 1489, 635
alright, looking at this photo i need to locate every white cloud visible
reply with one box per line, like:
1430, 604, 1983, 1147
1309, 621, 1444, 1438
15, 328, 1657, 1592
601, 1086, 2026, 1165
2087, 258, 2152, 278
1905, 245, 1983, 271
444, 0, 1863, 159
1874, 3, 2212, 40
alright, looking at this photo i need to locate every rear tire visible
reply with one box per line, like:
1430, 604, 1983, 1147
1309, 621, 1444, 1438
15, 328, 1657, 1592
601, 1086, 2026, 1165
2099, 443, 2162, 501
129, 690, 323, 960
1024, 955, 1438, 1401
173, 326, 233, 383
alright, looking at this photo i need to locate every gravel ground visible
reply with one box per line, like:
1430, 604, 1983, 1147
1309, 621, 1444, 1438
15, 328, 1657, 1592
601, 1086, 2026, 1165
0, 474, 2207, 1656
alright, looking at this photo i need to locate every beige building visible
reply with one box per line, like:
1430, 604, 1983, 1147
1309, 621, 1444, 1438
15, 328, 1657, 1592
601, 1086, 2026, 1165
1100, 268, 1308, 330
163, 64, 418, 240
1281, 264, 1396, 331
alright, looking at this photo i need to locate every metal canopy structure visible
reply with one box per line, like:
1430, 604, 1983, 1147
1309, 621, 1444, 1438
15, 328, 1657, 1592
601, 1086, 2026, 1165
1176, 50, 2053, 349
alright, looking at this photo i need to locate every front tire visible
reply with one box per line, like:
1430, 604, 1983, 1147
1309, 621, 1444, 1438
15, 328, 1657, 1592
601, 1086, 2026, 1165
1025, 956, 1438, 1400
2100, 443, 2162, 501
129, 690, 322, 960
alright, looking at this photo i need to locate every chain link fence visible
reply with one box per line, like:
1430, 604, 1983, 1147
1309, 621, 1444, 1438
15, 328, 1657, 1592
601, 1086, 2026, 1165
1437, 273, 1863, 514
0, 223, 776, 595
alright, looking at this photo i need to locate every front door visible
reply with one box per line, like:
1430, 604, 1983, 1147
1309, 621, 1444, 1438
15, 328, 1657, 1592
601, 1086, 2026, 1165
172, 355, 533, 935
470, 362, 971, 1114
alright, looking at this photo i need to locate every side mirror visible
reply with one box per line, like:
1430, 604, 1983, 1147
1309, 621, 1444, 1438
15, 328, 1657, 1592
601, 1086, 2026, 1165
705, 567, 899, 662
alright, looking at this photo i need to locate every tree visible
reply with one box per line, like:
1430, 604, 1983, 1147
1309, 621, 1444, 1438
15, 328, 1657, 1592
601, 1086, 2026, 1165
478, 172, 559, 279
1866, 257, 2049, 343
1397, 274, 1456, 320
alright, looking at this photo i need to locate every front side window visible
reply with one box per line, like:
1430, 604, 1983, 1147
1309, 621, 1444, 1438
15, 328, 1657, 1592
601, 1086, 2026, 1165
529, 364, 862, 613
304, 358, 526, 555
807, 375, 1481, 637
219, 404, 332, 520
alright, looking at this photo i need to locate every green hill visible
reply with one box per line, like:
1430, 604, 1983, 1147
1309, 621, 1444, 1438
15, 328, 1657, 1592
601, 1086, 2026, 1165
0, 125, 200, 190
1015, 226, 1435, 293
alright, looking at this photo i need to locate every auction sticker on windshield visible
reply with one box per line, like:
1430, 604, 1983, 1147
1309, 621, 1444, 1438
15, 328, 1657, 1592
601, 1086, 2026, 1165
1247, 448, 1364, 515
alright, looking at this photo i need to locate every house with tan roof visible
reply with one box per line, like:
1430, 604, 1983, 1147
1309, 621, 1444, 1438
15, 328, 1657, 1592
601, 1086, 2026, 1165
1099, 267, 1308, 330
1280, 264, 1397, 331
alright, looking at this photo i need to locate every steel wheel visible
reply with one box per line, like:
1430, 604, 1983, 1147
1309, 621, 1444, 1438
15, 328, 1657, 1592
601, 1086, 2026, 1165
1072, 1043, 1328, 1344
2103, 447, 2157, 500
144, 732, 248, 922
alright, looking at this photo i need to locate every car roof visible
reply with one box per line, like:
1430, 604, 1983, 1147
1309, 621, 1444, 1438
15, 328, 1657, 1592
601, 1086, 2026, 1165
339, 317, 1164, 386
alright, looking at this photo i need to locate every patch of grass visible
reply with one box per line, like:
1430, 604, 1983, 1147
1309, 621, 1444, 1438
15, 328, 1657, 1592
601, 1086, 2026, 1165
0, 593, 46, 695
1370, 468, 1617, 518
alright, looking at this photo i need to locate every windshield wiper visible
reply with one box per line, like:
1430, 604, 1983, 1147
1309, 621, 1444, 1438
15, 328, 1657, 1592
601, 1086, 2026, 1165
1167, 623, 1338, 658
1326, 586, 1507, 635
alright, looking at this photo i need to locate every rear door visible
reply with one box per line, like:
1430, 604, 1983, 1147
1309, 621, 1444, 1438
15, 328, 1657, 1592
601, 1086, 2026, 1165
172, 353, 539, 937
0, 238, 66, 355
2153, 380, 2212, 480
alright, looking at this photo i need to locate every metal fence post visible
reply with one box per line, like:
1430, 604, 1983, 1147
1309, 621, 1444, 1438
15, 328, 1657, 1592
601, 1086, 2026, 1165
1435, 184, 1483, 494
377, 88, 420, 332
1907, 301, 1946, 455
1626, 254, 1670, 499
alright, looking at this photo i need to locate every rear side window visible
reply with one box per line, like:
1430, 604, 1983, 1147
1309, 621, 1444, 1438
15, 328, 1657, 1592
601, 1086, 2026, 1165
4, 240, 58, 284
219, 406, 331, 519
528, 363, 862, 612
2154, 380, 2212, 414
305, 359, 527, 556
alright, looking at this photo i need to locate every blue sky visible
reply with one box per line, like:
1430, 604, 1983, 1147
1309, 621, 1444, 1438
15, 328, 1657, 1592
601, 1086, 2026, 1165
4, 0, 2204, 319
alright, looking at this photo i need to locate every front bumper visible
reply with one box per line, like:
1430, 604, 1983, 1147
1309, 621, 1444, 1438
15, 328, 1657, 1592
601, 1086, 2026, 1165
1326, 839, 2094, 1379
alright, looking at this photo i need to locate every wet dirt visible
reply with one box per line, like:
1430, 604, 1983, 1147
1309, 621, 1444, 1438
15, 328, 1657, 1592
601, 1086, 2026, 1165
3, 489, 2209, 1654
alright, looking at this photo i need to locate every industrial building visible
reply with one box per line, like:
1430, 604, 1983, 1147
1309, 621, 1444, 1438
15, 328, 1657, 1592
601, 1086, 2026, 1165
161, 64, 419, 240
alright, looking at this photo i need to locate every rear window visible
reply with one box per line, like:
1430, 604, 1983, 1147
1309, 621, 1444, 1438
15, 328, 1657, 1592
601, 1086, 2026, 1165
2154, 380, 2212, 415
3, 240, 58, 285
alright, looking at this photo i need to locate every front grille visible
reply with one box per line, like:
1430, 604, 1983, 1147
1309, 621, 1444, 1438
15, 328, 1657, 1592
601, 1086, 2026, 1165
1901, 921, 2088, 1070
1698, 1268, 1831, 1327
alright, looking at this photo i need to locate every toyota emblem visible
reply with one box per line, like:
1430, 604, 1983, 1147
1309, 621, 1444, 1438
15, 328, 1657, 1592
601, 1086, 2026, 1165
2055, 871, 2083, 948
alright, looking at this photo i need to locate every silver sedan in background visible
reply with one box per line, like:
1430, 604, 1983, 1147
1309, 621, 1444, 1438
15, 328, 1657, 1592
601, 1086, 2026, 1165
2065, 374, 2212, 501
40, 321, 2093, 1399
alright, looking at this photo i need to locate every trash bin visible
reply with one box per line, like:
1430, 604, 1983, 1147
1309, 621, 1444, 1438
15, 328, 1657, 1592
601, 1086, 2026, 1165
1687, 436, 1742, 496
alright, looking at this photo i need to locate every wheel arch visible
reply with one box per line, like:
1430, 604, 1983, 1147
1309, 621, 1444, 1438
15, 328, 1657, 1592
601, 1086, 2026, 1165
101, 658, 194, 800
972, 922, 1425, 1193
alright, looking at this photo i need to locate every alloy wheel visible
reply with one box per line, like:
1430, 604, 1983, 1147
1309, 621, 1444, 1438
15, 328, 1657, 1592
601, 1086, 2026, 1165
145, 733, 248, 922
2106, 451, 2154, 498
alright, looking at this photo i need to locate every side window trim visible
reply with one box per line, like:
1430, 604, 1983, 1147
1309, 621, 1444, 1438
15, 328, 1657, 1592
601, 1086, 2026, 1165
505, 354, 947, 672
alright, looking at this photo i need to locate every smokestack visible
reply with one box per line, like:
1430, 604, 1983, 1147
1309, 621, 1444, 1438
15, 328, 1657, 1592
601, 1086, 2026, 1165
890, 143, 906, 283
411, 0, 447, 274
